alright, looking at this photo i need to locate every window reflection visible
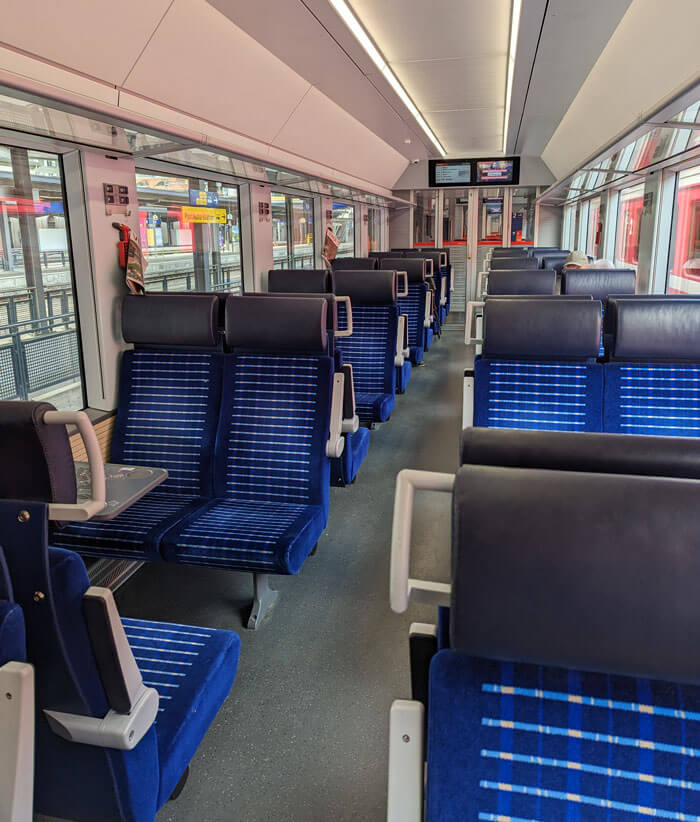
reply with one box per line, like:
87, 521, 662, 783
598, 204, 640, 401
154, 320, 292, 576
272, 192, 314, 269
667, 166, 700, 293
615, 183, 645, 270
333, 202, 355, 258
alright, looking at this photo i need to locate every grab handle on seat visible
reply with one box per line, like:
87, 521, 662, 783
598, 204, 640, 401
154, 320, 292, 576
465, 301, 485, 345
334, 295, 353, 338
397, 272, 408, 298
43, 411, 106, 521
390, 469, 454, 613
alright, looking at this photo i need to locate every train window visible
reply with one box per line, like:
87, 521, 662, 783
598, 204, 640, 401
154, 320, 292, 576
0, 144, 84, 410
368, 206, 384, 251
666, 165, 700, 294
586, 196, 602, 258
271, 192, 314, 269
562, 204, 576, 249
614, 182, 644, 270
332, 201, 355, 257
135, 171, 242, 293
478, 188, 504, 245
413, 191, 435, 246
511, 188, 536, 245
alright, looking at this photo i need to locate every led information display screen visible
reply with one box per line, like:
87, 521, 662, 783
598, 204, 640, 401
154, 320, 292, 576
429, 156, 520, 187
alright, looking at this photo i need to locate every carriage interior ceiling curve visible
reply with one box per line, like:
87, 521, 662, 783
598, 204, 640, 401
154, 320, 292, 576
0, 0, 699, 820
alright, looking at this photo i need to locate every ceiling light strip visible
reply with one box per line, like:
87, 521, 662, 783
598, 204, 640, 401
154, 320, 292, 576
330, 0, 446, 156
502, 0, 523, 152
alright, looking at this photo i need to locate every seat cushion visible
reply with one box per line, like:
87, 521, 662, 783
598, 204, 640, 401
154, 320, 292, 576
161, 498, 327, 574
51, 492, 206, 561
396, 360, 412, 393
427, 650, 700, 821
331, 427, 370, 486
0, 600, 25, 665
425, 328, 434, 350
604, 362, 700, 436
410, 345, 424, 366
355, 392, 394, 424
474, 358, 604, 432
123, 617, 240, 809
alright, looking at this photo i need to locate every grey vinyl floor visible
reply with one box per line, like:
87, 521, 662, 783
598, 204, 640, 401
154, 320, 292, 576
72, 327, 468, 822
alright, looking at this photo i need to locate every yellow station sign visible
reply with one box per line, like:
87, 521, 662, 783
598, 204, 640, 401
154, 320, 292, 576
181, 206, 227, 224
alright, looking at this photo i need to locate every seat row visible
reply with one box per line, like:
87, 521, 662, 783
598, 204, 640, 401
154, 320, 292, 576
464, 296, 700, 436
387, 425, 700, 821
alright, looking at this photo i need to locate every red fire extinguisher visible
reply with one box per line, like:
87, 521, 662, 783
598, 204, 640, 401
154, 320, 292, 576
113, 222, 131, 271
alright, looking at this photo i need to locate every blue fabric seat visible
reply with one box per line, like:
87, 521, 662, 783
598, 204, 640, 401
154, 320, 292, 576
474, 299, 604, 432
0, 599, 25, 666
331, 426, 370, 486
380, 258, 429, 366
52, 298, 223, 562
427, 650, 700, 821
396, 358, 412, 393
334, 271, 399, 425
161, 296, 334, 575
604, 298, 700, 436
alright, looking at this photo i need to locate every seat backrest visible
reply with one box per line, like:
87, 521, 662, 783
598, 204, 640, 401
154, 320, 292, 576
491, 248, 528, 258
562, 268, 636, 299
487, 269, 556, 295
331, 257, 378, 271
221, 295, 334, 508
333, 270, 399, 406
267, 268, 332, 293
489, 256, 538, 270
533, 248, 569, 266
604, 298, 700, 435
116, 294, 224, 497
542, 252, 571, 273
380, 258, 428, 350
0, 405, 163, 821
0, 546, 25, 666
475, 299, 603, 431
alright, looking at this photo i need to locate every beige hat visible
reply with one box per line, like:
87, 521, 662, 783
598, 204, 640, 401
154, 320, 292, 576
564, 250, 588, 268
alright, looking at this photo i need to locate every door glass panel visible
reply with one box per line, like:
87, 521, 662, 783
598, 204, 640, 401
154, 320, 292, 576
442, 191, 468, 242
136, 171, 243, 293
478, 188, 504, 244
271, 192, 290, 269
290, 196, 314, 268
511, 188, 536, 245
368, 206, 384, 251
413, 191, 436, 245
614, 183, 645, 270
586, 197, 602, 258
667, 165, 700, 293
333, 202, 355, 257
0, 145, 84, 410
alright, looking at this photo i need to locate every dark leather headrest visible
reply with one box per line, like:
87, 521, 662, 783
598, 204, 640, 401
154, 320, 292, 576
267, 269, 332, 294
404, 250, 444, 270
122, 294, 219, 347
485, 295, 591, 302
492, 249, 528, 257
604, 295, 700, 344
562, 269, 636, 299
542, 254, 571, 274
487, 270, 556, 295
490, 257, 540, 270
611, 299, 700, 361
331, 257, 378, 271
0, 401, 77, 505
225, 295, 328, 351
451, 464, 700, 684
460, 427, 700, 478
248, 292, 338, 332
379, 258, 426, 283
433, 247, 450, 264
368, 251, 398, 259
334, 270, 397, 304
483, 298, 602, 358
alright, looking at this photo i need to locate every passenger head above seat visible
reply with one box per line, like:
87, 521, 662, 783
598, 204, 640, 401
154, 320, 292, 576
267, 268, 332, 294
334, 270, 397, 304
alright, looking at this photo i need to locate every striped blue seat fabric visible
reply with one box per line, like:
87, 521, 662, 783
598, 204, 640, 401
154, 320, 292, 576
162, 351, 333, 574
398, 283, 427, 364
474, 359, 604, 431
335, 303, 397, 424
52, 350, 222, 561
604, 362, 700, 436
427, 650, 700, 822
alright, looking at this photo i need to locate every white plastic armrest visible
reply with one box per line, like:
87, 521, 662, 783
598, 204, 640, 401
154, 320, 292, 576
423, 291, 432, 328
387, 700, 424, 822
401, 314, 410, 358
341, 363, 359, 434
395, 315, 406, 367
334, 295, 353, 338
43, 410, 106, 521
390, 469, 454, 613
478, 271, 488, 298
0, 662, 34, 822
440, 274, 447, 306
397, 271, 409, 298
463, 370, 474, 430
475, 313, 483, 356
326, 372, 346, 458
465, 301, 485, 345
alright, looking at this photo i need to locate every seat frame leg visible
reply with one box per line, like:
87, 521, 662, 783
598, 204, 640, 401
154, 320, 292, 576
247, 573, 279, 629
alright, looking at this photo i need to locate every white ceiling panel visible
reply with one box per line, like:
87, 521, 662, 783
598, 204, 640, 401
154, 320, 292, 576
387, 57, 506, 113
427, 109, 504, 153
0, 0, 172, 86
349, 0, 511, 62
125, 0, 310, 145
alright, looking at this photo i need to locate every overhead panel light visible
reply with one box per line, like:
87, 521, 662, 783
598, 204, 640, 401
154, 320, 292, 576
502, 0, 522, 153
329, 0, 446, 157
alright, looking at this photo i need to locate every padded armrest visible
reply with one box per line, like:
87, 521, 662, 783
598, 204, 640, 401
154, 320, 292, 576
340, 364, 359, 433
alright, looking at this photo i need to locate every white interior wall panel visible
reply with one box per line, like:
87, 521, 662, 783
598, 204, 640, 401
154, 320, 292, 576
542, 0, 700, 179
